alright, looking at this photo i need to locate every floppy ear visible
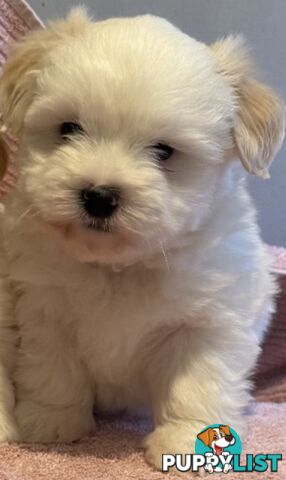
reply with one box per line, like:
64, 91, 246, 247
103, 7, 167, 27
219, 425, 231, 436
211, 35, 285, 178
197, 428, 211, 446
0, 7, 89, 136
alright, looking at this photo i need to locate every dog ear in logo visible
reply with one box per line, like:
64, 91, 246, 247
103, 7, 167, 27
197, 428, 211, 446
219, 425, 231, 436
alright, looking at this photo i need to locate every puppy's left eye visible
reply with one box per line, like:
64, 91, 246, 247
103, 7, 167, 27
152, 143, 174, 162
60, 122, 84, 139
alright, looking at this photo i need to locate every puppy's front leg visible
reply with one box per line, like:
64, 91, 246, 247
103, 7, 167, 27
0, 279, 20, 442
143, 325, 256, 470
15, 347, 95, 444
15, 295, 95, 443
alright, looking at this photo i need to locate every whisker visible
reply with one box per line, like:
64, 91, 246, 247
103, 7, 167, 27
15, 206, 35, 224
159, 240, 170, 272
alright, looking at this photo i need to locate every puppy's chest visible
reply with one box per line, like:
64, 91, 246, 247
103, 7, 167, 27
67, 267, 187, 382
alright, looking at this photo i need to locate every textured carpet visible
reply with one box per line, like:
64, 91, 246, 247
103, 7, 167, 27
0, 402, 285, 480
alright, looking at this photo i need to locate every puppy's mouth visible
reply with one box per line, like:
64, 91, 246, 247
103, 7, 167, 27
85, 220, 113, 233
79, 206, 117, 233
214, 445, 223, 455
47, 218, 116, 236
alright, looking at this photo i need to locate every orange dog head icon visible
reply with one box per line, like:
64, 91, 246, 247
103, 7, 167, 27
197, 425, 235, 455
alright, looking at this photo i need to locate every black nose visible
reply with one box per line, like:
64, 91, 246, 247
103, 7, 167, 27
225, 435, 233, 442
80, 186, 120, 219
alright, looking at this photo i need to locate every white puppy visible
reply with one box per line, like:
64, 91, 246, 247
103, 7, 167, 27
0, 8, 284, 470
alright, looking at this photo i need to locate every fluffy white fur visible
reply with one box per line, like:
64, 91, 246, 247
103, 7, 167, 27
0, 9, 284, 470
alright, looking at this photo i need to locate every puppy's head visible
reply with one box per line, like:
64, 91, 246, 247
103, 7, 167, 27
0, 9, 284, 264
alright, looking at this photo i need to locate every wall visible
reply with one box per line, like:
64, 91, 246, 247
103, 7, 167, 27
29, 0, 286, 246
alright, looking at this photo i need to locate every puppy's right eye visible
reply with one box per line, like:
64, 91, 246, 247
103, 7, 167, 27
60, 122, 84, 139
152, 143, 174, 162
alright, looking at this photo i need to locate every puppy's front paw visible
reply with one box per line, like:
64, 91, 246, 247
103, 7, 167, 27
0, 413, 20, 443
143, 423, 196, 472
16, 400, 96, 443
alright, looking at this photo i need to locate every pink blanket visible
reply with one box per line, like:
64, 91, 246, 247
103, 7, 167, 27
0, 402, 284, 480
254, 247, 286, 402
0, 0, 42, 197
0, 2, 285, 478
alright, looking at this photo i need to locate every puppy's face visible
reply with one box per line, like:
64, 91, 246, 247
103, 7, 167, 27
1, 11, 284, 265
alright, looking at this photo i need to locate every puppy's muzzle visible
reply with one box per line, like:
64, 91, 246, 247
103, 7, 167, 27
80, 186, 121, 220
